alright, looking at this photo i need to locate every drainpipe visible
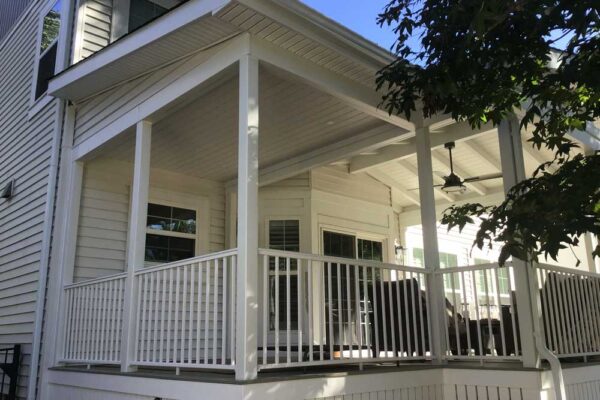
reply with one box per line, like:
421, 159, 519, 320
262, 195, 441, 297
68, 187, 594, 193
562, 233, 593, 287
528, 265, 567, 400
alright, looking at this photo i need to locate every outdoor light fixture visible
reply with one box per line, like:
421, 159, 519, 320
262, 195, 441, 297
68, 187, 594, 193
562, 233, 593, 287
1, 179, 15, 199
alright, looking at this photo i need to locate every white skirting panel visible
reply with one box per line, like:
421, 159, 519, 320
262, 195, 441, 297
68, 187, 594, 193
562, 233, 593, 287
46, 364, 600, 400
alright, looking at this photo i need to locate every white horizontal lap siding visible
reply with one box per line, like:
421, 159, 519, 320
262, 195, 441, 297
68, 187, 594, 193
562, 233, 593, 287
0, 0, 62, 398
74, 166, 130, 282
79, 0, 113, 60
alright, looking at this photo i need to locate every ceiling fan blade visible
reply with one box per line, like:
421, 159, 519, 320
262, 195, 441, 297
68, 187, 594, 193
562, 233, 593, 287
463, 173, 503, 183
407, 184, 445, 191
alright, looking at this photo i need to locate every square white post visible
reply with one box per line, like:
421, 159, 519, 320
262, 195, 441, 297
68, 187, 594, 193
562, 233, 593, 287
121, 120, 152, 372
415, 125, 447, 363
235, 54, 259, 381
497, 115, 539, 368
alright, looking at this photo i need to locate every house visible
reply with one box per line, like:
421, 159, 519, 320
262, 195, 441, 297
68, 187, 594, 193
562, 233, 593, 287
0, 0, 599, 399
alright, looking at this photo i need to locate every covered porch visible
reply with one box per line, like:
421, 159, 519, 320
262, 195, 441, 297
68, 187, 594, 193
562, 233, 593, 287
47, 27, 600, 397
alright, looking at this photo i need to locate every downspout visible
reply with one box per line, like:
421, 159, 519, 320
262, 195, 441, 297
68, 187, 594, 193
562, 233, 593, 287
528, 265, 567, 400
26, 1, 76, 399
26, 100, 65, 400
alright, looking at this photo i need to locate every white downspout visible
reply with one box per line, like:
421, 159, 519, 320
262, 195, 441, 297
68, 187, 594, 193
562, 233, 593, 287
528, 266, 567, 400
26, 1, 76, 399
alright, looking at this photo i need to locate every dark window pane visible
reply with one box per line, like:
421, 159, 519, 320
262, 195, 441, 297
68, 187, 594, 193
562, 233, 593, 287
172, 207, 196, 221
35, 42, 57, 99
148, 203, 171, 218
147, 203, 196, 234
146, 234, 169, 248
357, 239, 383, 262
145, 234, 194, 263
129, 0, 168, 31
323, 231, 355, 258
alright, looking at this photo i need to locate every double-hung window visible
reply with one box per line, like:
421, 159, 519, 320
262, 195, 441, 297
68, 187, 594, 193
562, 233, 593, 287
145, 203, 197, 264
34, 1, 61, 100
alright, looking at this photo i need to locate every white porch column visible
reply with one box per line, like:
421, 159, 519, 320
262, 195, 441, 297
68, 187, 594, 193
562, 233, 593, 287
415, 125, 447, 363
121, 120, 152, 372
235, 54, 259, 381
497, 115, 539, 368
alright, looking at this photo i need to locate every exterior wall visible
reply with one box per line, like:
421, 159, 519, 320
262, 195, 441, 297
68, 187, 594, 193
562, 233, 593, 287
73, 158, 226, 281
0, 0, 64, 398
310, 166, 396, 262
0, 0, 34, 40
75, 0, 114, 61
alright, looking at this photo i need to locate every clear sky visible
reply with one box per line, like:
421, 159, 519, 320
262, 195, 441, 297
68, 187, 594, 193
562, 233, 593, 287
299, 0, 397, 50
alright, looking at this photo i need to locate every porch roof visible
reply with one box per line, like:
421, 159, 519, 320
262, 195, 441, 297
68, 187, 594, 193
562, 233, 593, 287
48, 0, 393, 103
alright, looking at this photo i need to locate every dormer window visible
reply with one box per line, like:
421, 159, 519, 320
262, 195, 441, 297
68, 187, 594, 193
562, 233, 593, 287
34, 0, 61, 100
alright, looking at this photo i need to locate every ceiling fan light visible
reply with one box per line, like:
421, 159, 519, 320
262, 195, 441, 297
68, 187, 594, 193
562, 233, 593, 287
442, 183, 467, 193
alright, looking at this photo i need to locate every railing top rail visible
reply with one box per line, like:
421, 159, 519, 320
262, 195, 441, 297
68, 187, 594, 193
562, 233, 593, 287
535, 262, 600, 279
258, 248, 427, 274
135, 248, 238, 276
434, 262, 512, 274
64, 272, 128, 289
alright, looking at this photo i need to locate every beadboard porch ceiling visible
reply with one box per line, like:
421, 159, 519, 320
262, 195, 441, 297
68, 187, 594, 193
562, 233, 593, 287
96, 64, 401, 182
93, 59, 566, 211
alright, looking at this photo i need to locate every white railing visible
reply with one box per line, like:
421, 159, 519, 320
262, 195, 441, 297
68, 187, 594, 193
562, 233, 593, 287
258, 249, 433, 369
132, 249, 237, 369
61, 249, 237, 370
62, 273, 127, 364
536, 263, 600, 359
436, 263, 521, 361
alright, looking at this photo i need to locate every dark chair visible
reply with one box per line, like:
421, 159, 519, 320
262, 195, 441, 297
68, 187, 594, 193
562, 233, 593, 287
367, 278, 430, 358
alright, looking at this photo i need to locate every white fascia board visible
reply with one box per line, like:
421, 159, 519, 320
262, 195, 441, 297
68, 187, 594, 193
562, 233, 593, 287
250, 37, 414, 131
571, 122, 600, 152
48, 0, 232, 96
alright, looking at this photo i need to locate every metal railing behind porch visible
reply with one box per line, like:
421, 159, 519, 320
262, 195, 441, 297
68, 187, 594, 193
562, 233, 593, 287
258, 249, 433, 369
61, 249, 237, 370
436, 263, 521, 361
536, 263, 600, 359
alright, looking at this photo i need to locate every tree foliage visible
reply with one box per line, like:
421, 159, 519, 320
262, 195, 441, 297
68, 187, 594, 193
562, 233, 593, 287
377, 0, 600, 265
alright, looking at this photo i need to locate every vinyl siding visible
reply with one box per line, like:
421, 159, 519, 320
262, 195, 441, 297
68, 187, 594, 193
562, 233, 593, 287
77, 0, 113, 60
0, 0, 62, 398
73, 159, 227, 281
0, 0, 33, 41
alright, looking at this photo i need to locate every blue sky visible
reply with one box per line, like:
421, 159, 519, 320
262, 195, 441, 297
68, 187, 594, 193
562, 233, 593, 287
299, 0, 396, 50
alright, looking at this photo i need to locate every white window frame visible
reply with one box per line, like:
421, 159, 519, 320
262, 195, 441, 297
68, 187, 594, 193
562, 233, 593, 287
142, 188, 210, 266
30, 0, 62, 116
318, 224, 388, 263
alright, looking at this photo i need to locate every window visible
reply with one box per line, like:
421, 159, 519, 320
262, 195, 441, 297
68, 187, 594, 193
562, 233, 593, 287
268, 220, 300, 331
440, 252, 460, 291
322, 231, 383, 346
35, 1, 61, 100
128, 0, 169, 32
145, 203, 197, 263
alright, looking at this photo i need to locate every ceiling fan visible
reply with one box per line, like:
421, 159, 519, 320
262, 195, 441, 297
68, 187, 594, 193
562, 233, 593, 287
418, 141, 503, 194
